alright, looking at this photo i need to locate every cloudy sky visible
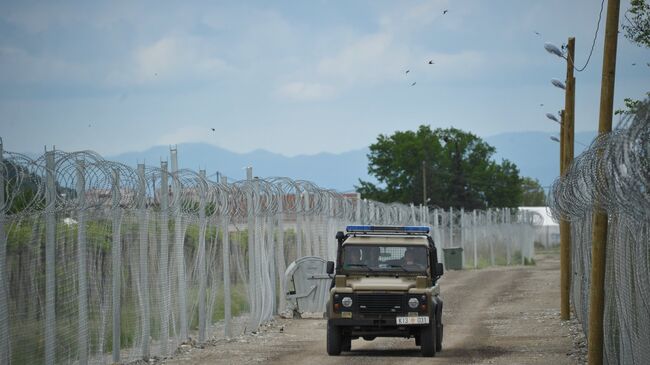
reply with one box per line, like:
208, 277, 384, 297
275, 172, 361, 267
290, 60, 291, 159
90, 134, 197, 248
0, 0, 648, 156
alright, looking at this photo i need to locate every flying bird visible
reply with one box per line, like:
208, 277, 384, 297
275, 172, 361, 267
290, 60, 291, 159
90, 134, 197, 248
540, 103, 544, 107
211, 128, 215, 131
405, 70, 410, 75
534, 31, 541, 36
443, 9, 448, 14
428, 60, 434, 64
632, 63, 637, 66
411, 82, 417, 86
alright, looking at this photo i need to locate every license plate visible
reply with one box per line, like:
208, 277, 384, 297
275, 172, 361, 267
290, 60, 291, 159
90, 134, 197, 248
396, 316, 429, 325
341, 312, 352, 318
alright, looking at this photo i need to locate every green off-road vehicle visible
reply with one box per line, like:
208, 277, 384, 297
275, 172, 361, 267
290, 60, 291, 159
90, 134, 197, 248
325, 225, 444, 357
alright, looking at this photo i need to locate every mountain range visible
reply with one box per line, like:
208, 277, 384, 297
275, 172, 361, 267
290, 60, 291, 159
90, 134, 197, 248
108, 131, 598, 193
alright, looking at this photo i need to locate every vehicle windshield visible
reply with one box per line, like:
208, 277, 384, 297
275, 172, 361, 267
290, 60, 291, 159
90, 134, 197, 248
342, 244, 428, 273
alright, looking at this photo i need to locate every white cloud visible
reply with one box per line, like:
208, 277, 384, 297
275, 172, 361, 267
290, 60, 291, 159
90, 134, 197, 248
133, 35, 230, 84
317, 32, 409, 84
275, 81, 335, 101
272, 0, 488, 102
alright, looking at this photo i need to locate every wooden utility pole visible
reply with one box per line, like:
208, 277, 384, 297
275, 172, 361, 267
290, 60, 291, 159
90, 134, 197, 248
588, 0, 620, 364
560, 37, 575, 321
422, 160, 427, 205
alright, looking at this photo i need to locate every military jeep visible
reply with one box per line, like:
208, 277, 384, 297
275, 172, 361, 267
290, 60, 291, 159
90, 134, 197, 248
325, 225, 444, 357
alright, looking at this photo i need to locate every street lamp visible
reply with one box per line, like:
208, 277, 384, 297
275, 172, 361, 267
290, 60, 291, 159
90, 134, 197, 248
544, 37, 575, 322
544, 42, 564, 58
551, 78, 566, 90
546, 112, 561, 124
550, 136, 560, 143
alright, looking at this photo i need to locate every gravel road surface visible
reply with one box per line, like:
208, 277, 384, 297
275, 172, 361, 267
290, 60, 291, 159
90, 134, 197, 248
164, 253, 581, 365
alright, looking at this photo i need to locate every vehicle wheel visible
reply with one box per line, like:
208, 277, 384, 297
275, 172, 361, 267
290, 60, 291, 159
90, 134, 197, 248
436, 322, 443, 352
327, 321, 342, 356
342, 335, 352, 352
362, 336, 376, 341
420, 318, 437, 357
436, 301, 443, 352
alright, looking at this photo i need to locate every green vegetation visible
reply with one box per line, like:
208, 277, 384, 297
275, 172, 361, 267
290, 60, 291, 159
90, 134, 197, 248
520, 177, 546, 206
616, 0, 650, 115
357, 126, 525, 209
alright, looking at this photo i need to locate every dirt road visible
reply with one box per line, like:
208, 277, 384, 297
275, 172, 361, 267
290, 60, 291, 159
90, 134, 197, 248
165, 253, 580, 364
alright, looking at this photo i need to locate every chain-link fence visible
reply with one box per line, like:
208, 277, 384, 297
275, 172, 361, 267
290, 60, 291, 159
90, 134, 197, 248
549, 99, 650, 364
0, 142, 539, 365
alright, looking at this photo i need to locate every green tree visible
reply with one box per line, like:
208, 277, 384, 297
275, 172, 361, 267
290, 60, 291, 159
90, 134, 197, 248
623, 0, 650, 47
357, 126, 523, 209
616, 0, 650, 115
520, 177, 546, 206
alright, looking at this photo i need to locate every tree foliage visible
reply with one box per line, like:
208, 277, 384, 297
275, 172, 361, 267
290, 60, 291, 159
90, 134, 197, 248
623, 0, 650, 48
616, 0, 650, 115
520, 177, 546, 206
356, 126, 524, 209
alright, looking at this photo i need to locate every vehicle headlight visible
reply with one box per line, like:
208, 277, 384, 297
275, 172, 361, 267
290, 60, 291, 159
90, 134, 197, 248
341, 297, 353, 308
408, 297, 420, 309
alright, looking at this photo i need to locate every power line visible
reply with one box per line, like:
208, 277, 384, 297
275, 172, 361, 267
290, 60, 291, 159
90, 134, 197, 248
567, 0, 605, 72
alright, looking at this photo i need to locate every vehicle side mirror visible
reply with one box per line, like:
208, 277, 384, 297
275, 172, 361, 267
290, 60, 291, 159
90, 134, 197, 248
326, 261, 335, 275
436, 263, 444, 277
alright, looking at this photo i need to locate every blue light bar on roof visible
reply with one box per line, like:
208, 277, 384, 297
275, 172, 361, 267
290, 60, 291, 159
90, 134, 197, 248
346, 225, 430, 234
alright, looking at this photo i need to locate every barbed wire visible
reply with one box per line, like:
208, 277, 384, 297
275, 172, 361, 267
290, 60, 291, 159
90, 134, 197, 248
548, 98, 650, 364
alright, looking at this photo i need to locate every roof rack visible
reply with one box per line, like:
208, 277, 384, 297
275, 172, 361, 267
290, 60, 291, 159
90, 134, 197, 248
345, 225, 430, 234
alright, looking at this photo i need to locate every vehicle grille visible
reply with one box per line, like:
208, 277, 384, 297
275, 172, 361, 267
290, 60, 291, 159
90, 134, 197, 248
356, 294, 404, 314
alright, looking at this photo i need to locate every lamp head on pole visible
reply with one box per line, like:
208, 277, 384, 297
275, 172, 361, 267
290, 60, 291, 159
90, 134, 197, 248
551, 78, 566, 90
544, 42, 564, 58
550, 136, 560, 143
545, 113, 560, 123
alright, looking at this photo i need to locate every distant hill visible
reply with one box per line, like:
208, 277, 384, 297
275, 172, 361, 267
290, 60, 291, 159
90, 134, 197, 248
107, 131, 597, 193
109, 143, 372, 192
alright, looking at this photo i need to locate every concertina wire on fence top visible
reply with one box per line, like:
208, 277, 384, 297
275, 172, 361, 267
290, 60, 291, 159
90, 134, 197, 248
548, 99, 650, 365
0, 141, 540, 365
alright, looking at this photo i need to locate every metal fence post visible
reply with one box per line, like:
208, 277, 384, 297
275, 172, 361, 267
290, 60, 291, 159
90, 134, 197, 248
0, 140, 9, 365
473, 210, 478, 269
460, 208, 465, 268
160, 161, 170, 355
112, 169, 122, 363
137, 164, 150, 358
198, 170, 207, 342
488, 209, 495, 266
221, 176, 232, 337
76, 160, 88, 365
505, 209, 511, 265
355, 194, 361, 223
246, 167, 258, 330
44, 149, 56, 365
276, 194, 286, 315
170, 148, 188, 340
449, 207, 454, 248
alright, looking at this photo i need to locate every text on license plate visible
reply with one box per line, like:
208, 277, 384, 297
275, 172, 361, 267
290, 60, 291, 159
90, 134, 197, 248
396, 316, 429, 325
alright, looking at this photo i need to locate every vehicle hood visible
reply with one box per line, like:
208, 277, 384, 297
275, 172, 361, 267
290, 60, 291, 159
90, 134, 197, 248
346, 276, 416, 291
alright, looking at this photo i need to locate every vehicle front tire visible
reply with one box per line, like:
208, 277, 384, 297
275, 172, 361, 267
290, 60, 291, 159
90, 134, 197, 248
327, 321, 342, 356
436, 322, 443, 352
342, 335, 351, 352
420, 319, 437, 357
436, 300, 444, 352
